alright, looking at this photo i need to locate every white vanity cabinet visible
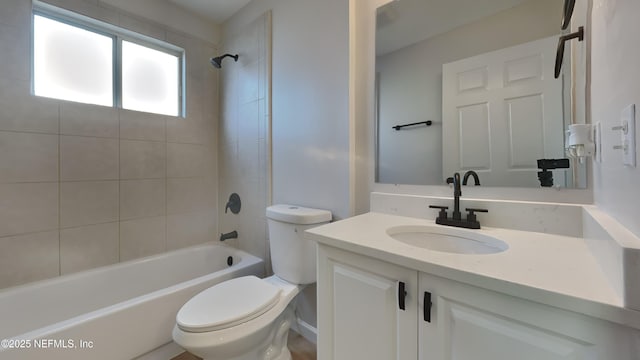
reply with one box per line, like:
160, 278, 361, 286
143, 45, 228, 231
419, 272, 639, 360
317, 245, 418, 360
317, 244, 640, 360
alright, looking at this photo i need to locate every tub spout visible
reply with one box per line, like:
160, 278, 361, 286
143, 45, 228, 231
220, 231, 238, 241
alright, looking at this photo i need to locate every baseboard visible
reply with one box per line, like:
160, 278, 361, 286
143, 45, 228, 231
292, 317, 317, 344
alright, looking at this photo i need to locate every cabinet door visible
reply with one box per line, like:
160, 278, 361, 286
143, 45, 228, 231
317, 245, 418, 360
419, 273, 639, 360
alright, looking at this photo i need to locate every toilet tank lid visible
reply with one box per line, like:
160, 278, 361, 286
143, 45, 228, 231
266, 204, 332, 225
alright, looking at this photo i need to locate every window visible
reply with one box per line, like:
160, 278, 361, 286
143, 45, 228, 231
32, 4, 184, 117
33, 15, 114, 107
122, 41, 180, 117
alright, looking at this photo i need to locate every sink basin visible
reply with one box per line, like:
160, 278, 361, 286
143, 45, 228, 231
386, 226, 508, 255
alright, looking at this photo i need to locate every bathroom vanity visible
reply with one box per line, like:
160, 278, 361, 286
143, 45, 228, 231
306, 203, 640, 360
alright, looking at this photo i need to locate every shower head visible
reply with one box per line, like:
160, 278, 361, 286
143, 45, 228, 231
210, 54, 239, 69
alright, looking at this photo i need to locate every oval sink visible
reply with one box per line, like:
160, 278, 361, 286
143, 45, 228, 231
386, 226, 508, 255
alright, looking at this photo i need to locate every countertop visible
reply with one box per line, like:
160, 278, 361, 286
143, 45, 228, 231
305, 212, 640, 329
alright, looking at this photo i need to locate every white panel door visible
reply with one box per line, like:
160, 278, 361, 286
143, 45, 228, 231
317, 245, 418, 360
442, 36, 565, 187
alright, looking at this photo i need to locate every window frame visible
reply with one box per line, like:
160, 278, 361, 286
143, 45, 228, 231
32, 1, 186, 117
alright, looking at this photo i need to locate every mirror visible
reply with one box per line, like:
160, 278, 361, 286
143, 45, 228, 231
375, 0, 587, 188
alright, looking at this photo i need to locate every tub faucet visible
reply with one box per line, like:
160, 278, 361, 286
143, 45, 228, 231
219, 231, 238, 241
462, 171, 480, 186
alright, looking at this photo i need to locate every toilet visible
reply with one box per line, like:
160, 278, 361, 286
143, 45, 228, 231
172, 204, 331, 360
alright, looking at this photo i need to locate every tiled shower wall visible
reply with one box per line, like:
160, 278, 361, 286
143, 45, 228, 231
218, 13, 271, 270
0, 0, 220, 289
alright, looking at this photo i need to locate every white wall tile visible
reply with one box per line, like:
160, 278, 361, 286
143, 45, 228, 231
237, 101, 260, 180
167, 143, 205, 178
259, 99, 268, 138
60, 222, 119, 274
120, 140, 166, 179
0, 0, 31, 30
119, 109, 166, 141
167, 177, 206, 214
0, 78, 59, 134
60, 181, 119, 228
0, 0, 221, 288
120, 179, 166, 220
0, 231, 59, 289
239, 60, 261, 104
167, 211, 215, 250
120, 216, 166, 261
0, 22, 29, 81
167, 115, 204, 144
0, 131, 58, 183
61, 136, 119, 181
220, 11, 270, 262
60, 101, 119, 138
0, 183, 58, 237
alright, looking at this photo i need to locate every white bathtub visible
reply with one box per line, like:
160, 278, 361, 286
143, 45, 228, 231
0, 244, 264, 360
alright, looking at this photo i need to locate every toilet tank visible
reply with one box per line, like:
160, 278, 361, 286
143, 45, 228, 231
266, 204, 332, 285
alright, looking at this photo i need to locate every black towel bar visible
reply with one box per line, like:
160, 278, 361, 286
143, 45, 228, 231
393, 121, 432, 131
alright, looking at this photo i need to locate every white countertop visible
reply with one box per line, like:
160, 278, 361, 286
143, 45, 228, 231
306, 212, 640, 329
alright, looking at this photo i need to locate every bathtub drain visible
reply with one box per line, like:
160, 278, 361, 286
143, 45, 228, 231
227, 256, 234, 267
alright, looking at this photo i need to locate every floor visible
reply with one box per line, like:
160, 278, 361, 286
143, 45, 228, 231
171, 332, 317, 360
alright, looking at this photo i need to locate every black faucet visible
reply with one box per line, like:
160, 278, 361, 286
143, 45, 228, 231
446, 173, 462, 220
462, 171, 480, 186
429, 172, 488, 229
219, 230, 238, 241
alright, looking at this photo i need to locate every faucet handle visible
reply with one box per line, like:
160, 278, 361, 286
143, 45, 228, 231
465, 208, 488, 225
429, 205, 449, 220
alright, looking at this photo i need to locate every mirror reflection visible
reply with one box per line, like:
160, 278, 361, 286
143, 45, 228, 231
375, 0, 586, 188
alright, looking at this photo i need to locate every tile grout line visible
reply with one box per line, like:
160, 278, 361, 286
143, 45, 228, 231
57, 102, 62, 276
117, 109, 121, 263
165, 116, 169, 252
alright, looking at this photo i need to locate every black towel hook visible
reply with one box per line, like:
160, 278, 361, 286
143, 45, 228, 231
554, 26, 584, 79
562, 0, 577, 30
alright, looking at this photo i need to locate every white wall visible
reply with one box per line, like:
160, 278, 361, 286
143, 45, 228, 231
224, 0, 351, 221
223, 0, 350, 334
591, 0, 640, 238
0, 0, 220, 289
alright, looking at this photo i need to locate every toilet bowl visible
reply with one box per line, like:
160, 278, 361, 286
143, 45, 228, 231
173, 276, 300, 360
172, 205, 331, 360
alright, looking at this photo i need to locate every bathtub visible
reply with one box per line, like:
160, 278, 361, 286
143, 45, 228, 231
0, 244, 264, 360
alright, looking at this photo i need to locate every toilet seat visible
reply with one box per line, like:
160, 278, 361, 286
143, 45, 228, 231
176, 276, 282, 333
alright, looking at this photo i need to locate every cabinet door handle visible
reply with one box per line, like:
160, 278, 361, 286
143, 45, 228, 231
398, 281, 407, 311
423, 291, 432, 323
